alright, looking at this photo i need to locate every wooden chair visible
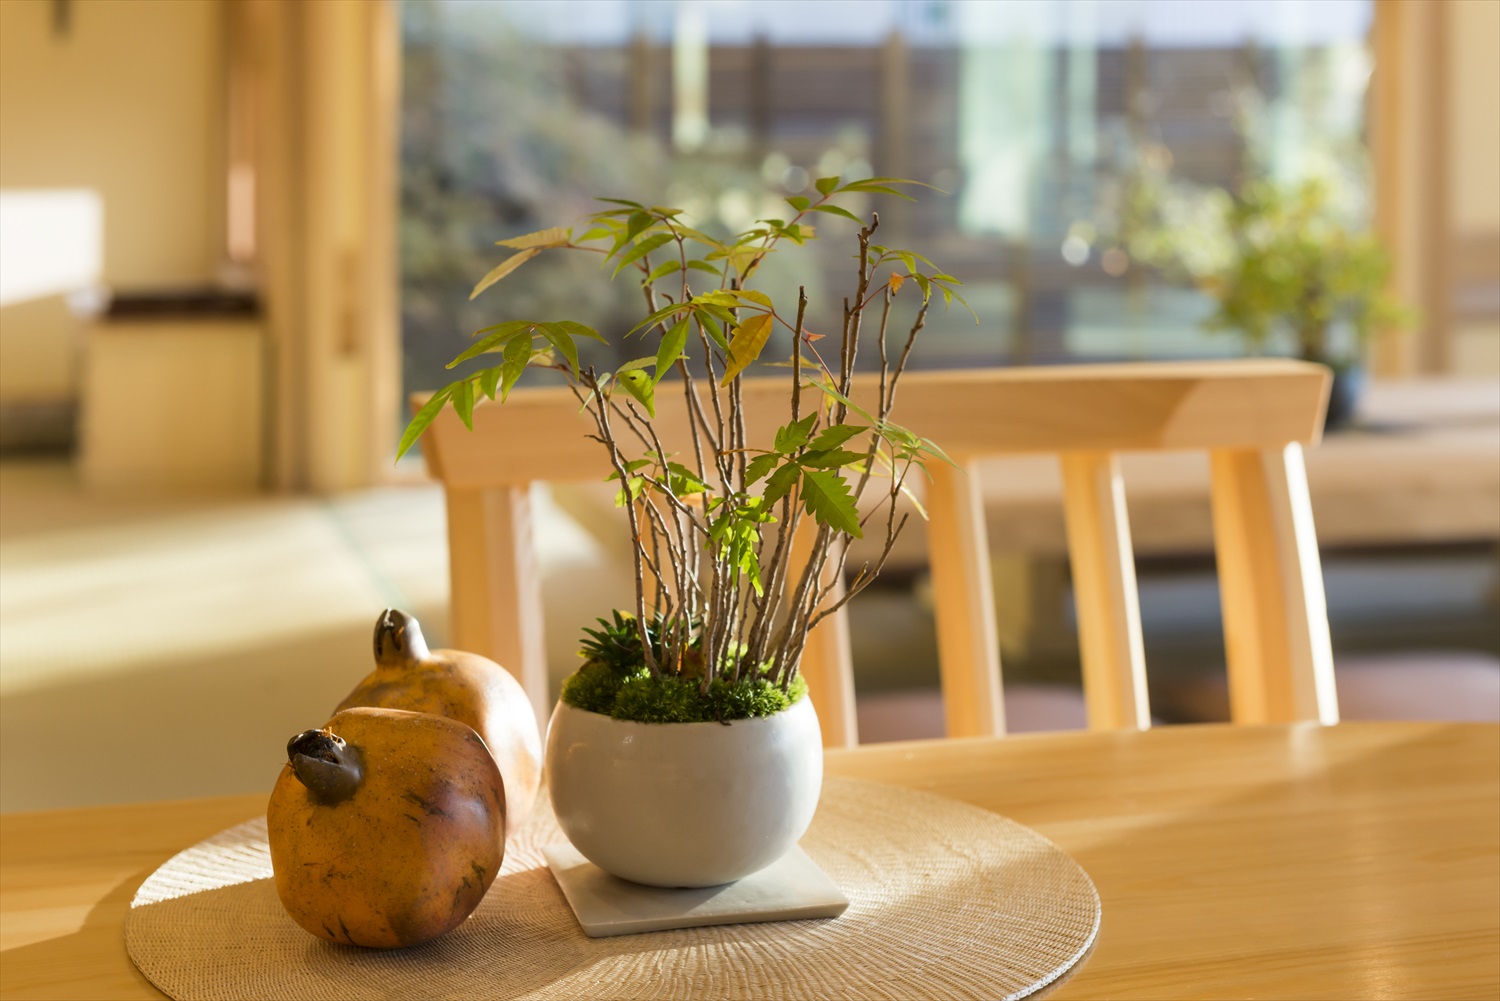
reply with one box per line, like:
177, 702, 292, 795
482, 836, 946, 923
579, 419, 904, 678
417, 358, 1339, 745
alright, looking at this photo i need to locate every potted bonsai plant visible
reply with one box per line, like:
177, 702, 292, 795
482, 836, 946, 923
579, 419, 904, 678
1116, 170, 1409, 428
399, 176, 963, 887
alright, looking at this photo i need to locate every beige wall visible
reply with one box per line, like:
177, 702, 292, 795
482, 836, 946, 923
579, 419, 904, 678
1449, 0, 1500, 232
1448, 0, 1500, 376
0, 0, 223, 398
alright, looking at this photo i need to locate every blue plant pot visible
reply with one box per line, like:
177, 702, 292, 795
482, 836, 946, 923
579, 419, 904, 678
1324, 365, 1365, 431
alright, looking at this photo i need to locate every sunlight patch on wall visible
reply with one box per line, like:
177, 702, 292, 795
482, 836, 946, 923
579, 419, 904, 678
0, 188, 103, 308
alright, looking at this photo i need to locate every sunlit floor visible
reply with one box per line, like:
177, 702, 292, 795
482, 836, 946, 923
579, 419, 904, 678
0, 460, 639, 812
4, 458, 1497, 813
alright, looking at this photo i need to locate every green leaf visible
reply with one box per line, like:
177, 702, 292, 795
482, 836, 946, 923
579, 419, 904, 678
643, 259, 682, 285
654, 316, 690, 383
612, 232, 674, 278
762, 462, 801, 506
699, 314, 729, 352
447, 320, 534, 368
815, 176, 840, 196
781, 222, 813, 244
720, 313, 774, 385
495, 226, 570, 250
626, 303, 690, 337
538, 322, 580, 375
800, 448, 864, 469
785, 195, 811, 212
470, 248, 541, 300
856, 176, 942, 191
944, 286, 978, 323
613, 476, 646, 507
840, 182, 916, 201
616, 367, 656, 418
686, 259, 723, 277
596, 197, 645, 209
808, 424, 868, 451
665, 461, 709, 497
699, 302, 738, 328
745, 452, 780, 485
604, 459, 653, 489
616, 356, 656, 373
396, 387, 451, 460
452, 378, 475, 430
811, 203, 862, 224
801, 469, 862, 538
774, 413, 819, 454
500, 333, 532, 401
623, 210, 652, 244
808, 379, 878, 424
728, 288, 774, 311
553, 319, 607, 342
478, 366, 501, 401
694, 290, 739, 307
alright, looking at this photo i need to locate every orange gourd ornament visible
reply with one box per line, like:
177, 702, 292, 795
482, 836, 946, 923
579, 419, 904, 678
267, 707, 504, 948
337, 609, 542, 836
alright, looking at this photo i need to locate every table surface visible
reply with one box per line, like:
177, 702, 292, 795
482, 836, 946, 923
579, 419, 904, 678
2, 721, 1496, 1001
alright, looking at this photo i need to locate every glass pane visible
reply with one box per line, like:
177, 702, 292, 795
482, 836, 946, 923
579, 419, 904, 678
399, 0, 1374, 404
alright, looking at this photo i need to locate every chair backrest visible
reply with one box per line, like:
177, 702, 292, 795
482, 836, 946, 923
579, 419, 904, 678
417, 358, 1338, 744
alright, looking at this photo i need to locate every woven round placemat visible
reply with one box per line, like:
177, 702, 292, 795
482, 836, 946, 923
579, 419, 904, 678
126, 777, 1099, 1001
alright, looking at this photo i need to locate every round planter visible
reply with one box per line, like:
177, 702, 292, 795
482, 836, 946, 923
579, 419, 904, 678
1324, 364, 1365, 431
545, 695, 823, 887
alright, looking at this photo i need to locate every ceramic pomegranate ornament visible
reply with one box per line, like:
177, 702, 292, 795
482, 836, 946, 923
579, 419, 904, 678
267, 707, 504, 949
337, 609, 542, 835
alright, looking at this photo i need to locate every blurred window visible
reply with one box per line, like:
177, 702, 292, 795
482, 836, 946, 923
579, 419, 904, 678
399, 0, 1373, 399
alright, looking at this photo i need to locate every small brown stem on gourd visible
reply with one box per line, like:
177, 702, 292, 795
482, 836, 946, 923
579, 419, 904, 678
374, 609, 430, 667
287, 729, 364, 805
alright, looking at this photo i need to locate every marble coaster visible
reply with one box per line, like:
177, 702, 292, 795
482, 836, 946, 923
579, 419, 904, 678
543, 842, 849, 938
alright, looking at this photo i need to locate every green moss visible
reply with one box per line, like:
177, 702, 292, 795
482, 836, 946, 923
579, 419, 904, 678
560, 660, 808, 724
560, 661, 638, 715
563, 613, 808, 723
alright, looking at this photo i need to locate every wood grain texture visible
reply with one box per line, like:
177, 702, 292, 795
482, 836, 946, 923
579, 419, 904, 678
1210, 444, 1339, 726
416, 360, 1330, 490
926, 461, 1006, 738
2, 723, 1495, 1000
1060, 451, 1150, 730
445, 485, 550, 728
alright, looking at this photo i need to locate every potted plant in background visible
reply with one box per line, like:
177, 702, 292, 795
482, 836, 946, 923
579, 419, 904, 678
400, 176, 964, 887
1114, 169, 1410, 429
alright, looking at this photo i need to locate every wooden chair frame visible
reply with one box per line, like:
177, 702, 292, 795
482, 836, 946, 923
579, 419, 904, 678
418, 359, 1338, 744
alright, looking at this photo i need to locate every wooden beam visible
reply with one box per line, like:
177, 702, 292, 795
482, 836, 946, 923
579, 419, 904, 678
417, 360, 1332, 489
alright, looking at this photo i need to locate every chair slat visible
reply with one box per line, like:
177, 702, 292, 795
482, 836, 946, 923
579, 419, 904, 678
927, 461, 1007, 737
1061, 451, 1151, 730
1210, 444, 1339, 724
790, 521, 858, 748
445, 484, 551, 729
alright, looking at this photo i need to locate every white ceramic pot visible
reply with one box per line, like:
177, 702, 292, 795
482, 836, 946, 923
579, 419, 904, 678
545, 695, 823, 887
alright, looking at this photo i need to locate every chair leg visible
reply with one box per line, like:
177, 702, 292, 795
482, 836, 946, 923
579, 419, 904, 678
445, 484, 551, 731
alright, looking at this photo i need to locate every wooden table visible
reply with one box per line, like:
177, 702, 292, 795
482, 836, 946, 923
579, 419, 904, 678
3, 722, 1497, 1000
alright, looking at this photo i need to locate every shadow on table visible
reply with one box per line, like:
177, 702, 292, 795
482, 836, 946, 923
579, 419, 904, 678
1017, 721, 1500, 999
0, 861, 166, 998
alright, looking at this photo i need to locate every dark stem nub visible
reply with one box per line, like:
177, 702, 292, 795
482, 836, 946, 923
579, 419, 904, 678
373, 608, 430, 667
287, 729, 363, 804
